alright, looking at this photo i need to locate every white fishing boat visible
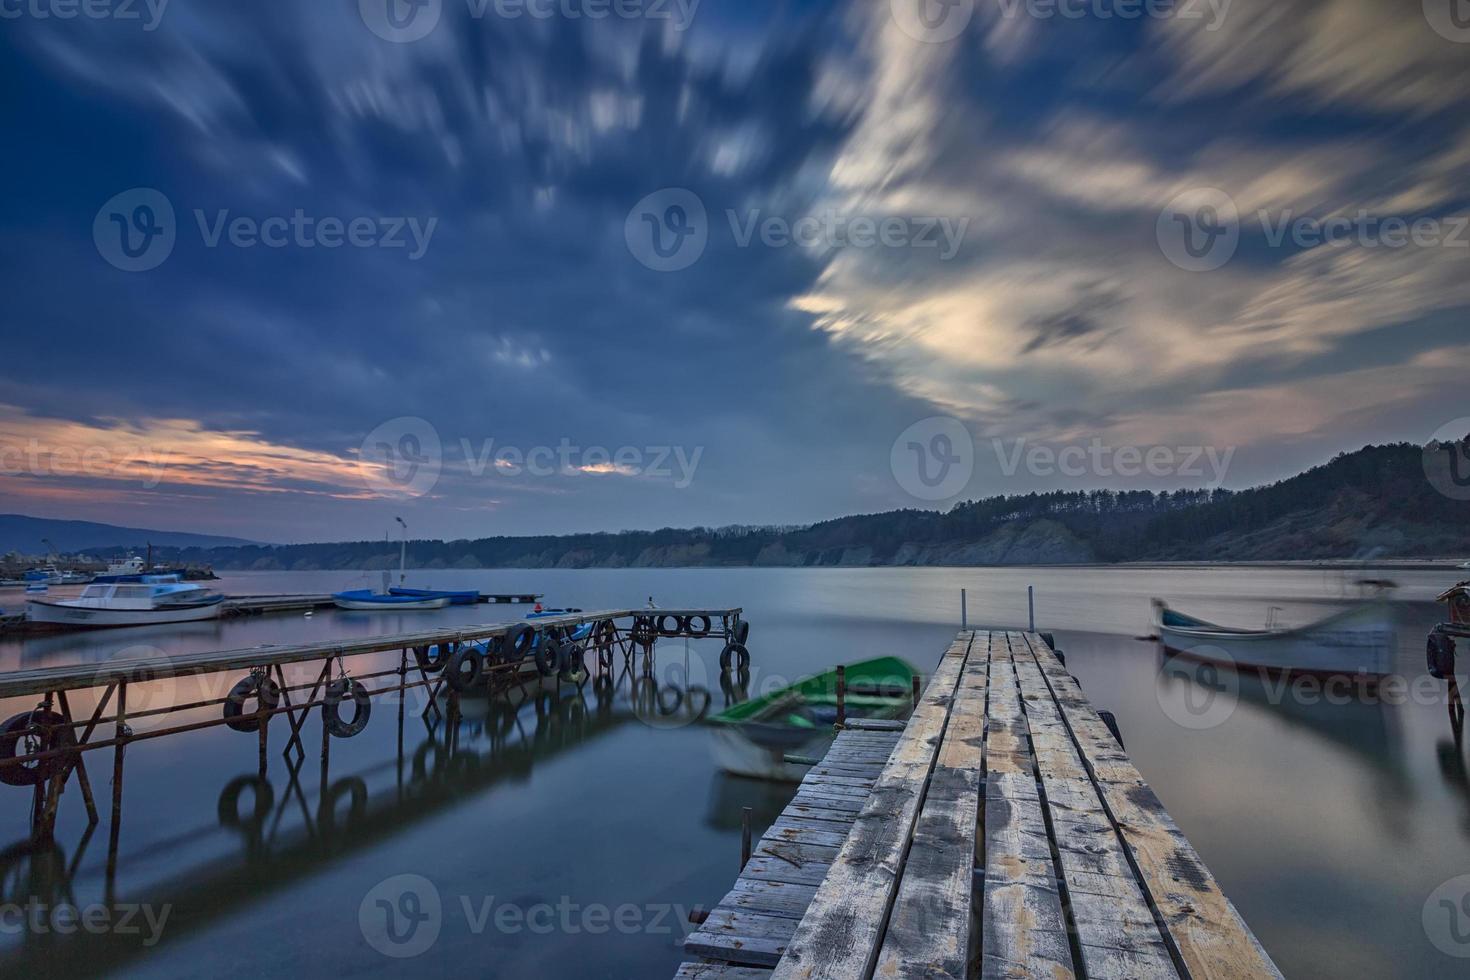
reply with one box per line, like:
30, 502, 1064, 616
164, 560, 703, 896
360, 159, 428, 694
27, 575, 224, 628
1153, 599, 1397, 679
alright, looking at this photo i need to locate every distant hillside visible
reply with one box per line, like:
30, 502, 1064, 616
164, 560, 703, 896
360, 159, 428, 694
161, 441, 1470, 570
0, 515, 256, 555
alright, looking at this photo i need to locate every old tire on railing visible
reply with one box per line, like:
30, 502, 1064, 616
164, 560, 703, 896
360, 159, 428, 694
631, 616, 657, 645
686, 615, 711, 638
323, 677, 372, 738
559, 643, 587, 682
0, 711, 74, 788
719, 642, 750, 673
657, 614, 682, 637
504, 625, 535, 663
445, 646, 486, 693
535, 634, 564, 677
413, 643, 453, 674
1428, 633, 1457, 680
223, 675, 281, 734
217, 774, 275, 832
734, 620, 750, 645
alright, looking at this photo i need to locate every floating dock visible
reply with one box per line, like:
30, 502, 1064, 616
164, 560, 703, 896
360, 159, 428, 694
680, 629, 1281, 979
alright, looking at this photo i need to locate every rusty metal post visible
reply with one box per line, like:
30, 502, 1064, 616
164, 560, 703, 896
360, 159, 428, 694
912, 674, 922, 706
106, 681, 128, 891
740, 806, 752, 870
836, 665, 847, 728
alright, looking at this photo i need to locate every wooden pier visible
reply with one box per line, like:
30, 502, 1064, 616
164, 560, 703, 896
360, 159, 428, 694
679, 630, 1281, 980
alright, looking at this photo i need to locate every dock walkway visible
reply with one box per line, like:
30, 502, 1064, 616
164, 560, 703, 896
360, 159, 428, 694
678, 629, 1281, 980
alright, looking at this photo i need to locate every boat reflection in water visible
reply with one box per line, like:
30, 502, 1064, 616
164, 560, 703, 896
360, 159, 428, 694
0, 664, 712, 976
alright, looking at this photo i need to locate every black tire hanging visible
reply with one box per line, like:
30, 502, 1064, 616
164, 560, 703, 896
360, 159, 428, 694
445, 646, 486, 693
631, 616, 657, 645
559, 643, 586, 682
686, 615, 711, 638
413, 643, 453, 674
1428, 633, 1457, 680
223, 675, 281, 734
734, 620, 750, 645
719, 642, 750, 672
535, 633, 564, 677
323, 677, 373, 738
657, 615, 681, 637
0, 711, 74, 788
504, 625, 535, 663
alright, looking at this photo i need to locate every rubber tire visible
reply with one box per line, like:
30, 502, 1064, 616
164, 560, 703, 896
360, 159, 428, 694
445, 646, 486, 693
719, 642, 751, 672
413, 643, 453, 674
504, 625, 535, 663
657, 614, 681, 637
631, 616, 656, 645
0, 711, 74, 788
223, 676, 281, 734
734, 620, 750, 645
323, 678, 372, 738
1428, 633, 1457, 680
535, 634, 564, 677
686, 615, 711, 638
559, 643, 586, 682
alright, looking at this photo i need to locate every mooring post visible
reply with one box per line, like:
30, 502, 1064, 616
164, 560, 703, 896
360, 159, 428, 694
106, 681, 128, 894
961, 588, 968, 629
740, 806, 752, 870
912, 674, 921, 706
1028, 586, 1036, 633
836, 665, 847, 728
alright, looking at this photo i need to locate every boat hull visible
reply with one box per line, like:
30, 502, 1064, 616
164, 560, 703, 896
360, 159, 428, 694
26, 597, 224, 628
711, 728, 834, 782
389, 588, 480, 605
1158, 602, 1397, 679
333, 592, 450, 611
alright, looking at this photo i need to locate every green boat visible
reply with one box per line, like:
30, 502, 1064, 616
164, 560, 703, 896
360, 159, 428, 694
708, 656, 919, 781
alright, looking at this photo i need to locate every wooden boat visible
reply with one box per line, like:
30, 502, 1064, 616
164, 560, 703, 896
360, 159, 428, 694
27, 576, 224, 628
332, 589, 450, 611
389, 587, 481, 606
708, 656, 917, 781
1153, 599, 1396, 679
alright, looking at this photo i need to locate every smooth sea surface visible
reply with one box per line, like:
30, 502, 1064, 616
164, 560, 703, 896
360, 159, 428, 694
1, 566, 1467, 978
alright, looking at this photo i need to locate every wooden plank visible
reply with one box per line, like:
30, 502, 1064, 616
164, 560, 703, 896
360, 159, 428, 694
675, 964, 773, 980
1024, 633, 1282, 979
842, 718, 906, 731
982, 632, 1076, 980
874, 638, 989, 979
1011, 634, 1180, 979
769, 632, 972, 980
725, 879, 821, 920
685, 908, 799, 967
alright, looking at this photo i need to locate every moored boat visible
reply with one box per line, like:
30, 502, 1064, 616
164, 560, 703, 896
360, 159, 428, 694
27, 575, 225, 628
1154, 599, 1397, 679
388, 587, 481, 606
708, 656, 918, 781
332, 589, 451, 611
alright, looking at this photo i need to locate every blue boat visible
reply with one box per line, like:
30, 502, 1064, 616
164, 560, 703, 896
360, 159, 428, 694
333, 589, 450, 611
388, 587, 481, 606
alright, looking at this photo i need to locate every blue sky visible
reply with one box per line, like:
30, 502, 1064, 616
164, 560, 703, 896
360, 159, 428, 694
1, 0, 1468, 543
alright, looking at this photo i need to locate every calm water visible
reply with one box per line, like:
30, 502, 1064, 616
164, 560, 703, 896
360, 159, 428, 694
0, 567, 1466, 978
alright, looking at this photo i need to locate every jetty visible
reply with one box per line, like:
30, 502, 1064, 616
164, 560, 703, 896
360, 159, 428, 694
679, 630, 1281, 979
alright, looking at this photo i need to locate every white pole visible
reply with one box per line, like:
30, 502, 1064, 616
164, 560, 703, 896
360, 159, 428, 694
396, 517, 408, 585
1028, 586, 1035, 632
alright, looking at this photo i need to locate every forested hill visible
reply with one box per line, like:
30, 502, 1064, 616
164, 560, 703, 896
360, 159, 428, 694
166, 442, 1470, 570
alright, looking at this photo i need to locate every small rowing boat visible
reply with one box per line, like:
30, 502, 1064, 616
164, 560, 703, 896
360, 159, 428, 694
708, 656, 917, 781
1154, 599, 1397, 680
332, 590, 450, 611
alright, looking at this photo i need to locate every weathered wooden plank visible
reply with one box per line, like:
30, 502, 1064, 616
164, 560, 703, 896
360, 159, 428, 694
725, 879, 821, 920
769, 632, 973, 980
1010, 633, 1181, 979
982, 632, 1076, 980
685, 908, 799, 966
674, 963, 773, 980
1023, 633, 1282, 980
842, 718, 906, 731
738, 856, 834, 888
874, 638, 989, 979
